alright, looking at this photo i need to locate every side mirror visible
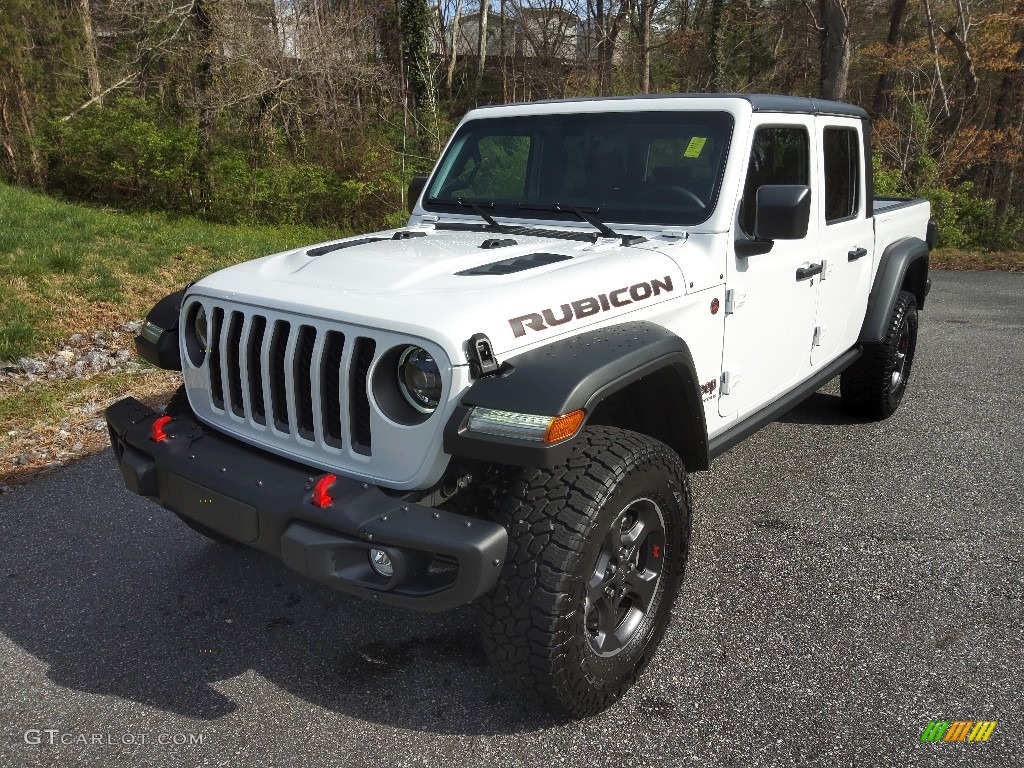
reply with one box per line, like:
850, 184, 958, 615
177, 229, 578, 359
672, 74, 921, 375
407, 176, 428, 213
754, 184, 811, 241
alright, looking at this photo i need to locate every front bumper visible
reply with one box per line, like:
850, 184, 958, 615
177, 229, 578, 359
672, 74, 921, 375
105, 397, 507, 612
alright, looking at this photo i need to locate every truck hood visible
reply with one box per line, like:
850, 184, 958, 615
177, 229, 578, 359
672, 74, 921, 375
188, 227, 686, 364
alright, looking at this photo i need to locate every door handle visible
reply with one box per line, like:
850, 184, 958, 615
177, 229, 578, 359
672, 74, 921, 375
796, 263, 823, 281
848, 246, 868, 261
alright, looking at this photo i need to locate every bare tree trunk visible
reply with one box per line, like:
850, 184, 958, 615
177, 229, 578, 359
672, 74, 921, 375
922, 0, 950, 117
942, 0, 979, 116
14, 72, 44, 188
191, 0, 215, 210
447, 0, 462, 98
499, 0, 508, 101
872, 0, 909, 117
476, 0, 489, 92
707, 0, 722, 90
78, 0, 103, 106
638, 0, 652, 93
819, 0, 850, 100
992, 0, 1024, 219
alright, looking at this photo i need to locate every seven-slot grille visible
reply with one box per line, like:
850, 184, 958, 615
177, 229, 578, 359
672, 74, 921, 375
199, 306, 376, 455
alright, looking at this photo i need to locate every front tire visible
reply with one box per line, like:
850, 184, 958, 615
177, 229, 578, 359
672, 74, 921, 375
841, 290, 919, 420
477, 427, 691, 717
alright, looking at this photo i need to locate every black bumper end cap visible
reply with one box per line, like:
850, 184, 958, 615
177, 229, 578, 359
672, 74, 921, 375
119, 443, 159, 497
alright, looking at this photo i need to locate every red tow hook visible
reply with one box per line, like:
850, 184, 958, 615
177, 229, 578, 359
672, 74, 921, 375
150, 415, 173, 442
312, 474, 337, 508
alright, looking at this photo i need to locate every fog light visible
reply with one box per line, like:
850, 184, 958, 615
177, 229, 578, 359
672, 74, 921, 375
369, 548, 394, 578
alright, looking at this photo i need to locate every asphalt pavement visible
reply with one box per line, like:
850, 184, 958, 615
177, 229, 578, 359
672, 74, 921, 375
1, 270, 1021, 768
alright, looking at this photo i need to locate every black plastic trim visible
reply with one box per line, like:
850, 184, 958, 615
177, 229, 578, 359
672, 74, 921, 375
709, 348, 862, 459
456, 252, 572, 276
135, 289, 185, 371
444, 321, 709, 470
105, 397, 507, 613
307, 237, 388, 257
858, 236, 930, 344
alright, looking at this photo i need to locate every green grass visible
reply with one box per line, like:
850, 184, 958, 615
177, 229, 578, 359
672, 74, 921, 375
0, 182, 339, 361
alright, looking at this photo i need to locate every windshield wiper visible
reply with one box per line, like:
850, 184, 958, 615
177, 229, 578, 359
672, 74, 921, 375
426, 197, 500, 229
516, 202, 619, 239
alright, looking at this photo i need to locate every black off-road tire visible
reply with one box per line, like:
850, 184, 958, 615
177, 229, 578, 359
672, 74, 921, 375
841, 290, 919, 420
164, 386, 241, 547
477, 427, 692, 717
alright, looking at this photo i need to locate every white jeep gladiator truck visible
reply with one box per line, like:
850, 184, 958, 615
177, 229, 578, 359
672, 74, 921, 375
107, 94, 934, 716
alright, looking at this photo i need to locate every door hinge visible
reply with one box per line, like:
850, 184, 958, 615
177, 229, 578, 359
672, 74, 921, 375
812, 325, 828, 347
724, 289, 747, 315
721, 370, 741, 395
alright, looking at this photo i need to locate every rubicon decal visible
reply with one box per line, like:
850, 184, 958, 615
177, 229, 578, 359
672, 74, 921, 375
509, 276, 675, 338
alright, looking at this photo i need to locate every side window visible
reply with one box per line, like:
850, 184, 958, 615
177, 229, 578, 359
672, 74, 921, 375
740, 126, 810, 236
823, 127, 860, 223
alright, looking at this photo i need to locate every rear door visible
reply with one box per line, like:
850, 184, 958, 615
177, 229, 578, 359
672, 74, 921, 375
809, 119, 874, 366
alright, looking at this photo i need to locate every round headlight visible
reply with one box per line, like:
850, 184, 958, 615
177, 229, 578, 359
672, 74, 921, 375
397, 346, 441, 413
194, 306, 208, 350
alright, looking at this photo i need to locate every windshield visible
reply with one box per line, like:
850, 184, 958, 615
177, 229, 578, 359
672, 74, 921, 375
424, 110, 734, 227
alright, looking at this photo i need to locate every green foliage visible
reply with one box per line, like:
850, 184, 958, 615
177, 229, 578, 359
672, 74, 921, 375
50, 97, 198, 211
401, 0, 433, 113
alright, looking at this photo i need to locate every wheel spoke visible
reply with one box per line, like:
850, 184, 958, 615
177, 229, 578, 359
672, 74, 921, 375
593, 596, 623, 654
624, 568, 659, 610
621, 503, 659, 550
587, 567, 614, 602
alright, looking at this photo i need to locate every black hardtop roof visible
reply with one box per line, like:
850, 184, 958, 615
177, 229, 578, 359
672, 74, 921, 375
475, 93, 868, 120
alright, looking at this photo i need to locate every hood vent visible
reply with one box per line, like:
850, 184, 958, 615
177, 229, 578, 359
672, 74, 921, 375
307, 237, 387, 257
456, 252, 572, 276
480, 238, 518, 249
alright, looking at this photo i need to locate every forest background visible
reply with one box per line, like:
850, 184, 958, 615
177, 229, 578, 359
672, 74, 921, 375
1, 0, 1022, 248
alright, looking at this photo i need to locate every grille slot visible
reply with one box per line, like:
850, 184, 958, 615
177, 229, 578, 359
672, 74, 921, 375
209, 307, 225, 409
247, 316, 267, 425
321, 331, 345, 448
293, 325, 317, 439
225, 311, 244, 416
269, 320, 291, 431
350, 338, 376, 455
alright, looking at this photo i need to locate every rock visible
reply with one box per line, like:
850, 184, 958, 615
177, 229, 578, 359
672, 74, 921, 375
68, 333, 85, 347
124, 321, 142, 334
70, 362, 86, 377
114, 349, 132, 362
14, 454, 29, 466
72, 441, 84, 452
7, 430, 18, 438
83, 351, 106, 368
54, 350, 76, 366
18, 357, 46, 375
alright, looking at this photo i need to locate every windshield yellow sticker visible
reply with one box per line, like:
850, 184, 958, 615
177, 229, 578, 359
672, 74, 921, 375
684, 137, 707, 158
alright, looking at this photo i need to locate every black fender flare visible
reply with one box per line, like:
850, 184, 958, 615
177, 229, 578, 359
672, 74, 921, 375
443, 321, 709, 470
135, 288, 185, 370
858, 237, 930, 345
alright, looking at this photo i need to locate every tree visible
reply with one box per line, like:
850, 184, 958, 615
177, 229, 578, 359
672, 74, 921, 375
819, 0, 851, 100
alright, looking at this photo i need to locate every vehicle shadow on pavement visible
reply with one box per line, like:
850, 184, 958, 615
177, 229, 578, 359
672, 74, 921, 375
0, 454, 568, 736
776, 392, 861, 426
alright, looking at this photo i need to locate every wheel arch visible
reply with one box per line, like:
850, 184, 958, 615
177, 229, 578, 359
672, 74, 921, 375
858, 237, 929, 345
136, 287, 187, 371
444, 321, 709, 471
